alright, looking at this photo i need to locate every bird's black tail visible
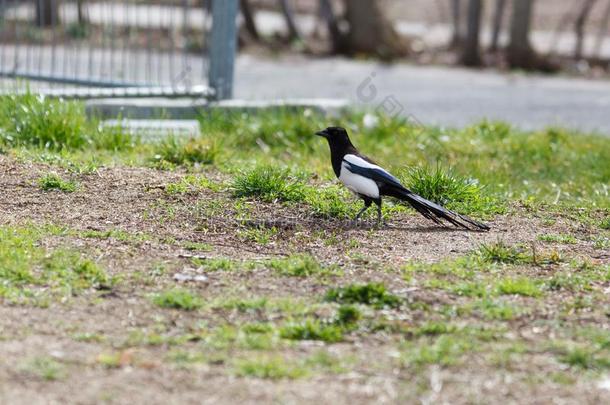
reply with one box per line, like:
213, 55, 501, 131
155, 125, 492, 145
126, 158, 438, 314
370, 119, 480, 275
388, 187, 490, 231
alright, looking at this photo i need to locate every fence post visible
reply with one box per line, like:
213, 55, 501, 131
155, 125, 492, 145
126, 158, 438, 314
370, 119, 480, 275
208, 0, 238, 100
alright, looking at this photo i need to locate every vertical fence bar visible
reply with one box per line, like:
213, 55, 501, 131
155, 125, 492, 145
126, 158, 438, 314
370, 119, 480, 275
50, 0, 57, 77
121, 0, 128, 83
208, 0, 237, 100
0, 0, 6, 72
13, 2, 20, 73
181, 0, 188, 82
88, 0, 94, 80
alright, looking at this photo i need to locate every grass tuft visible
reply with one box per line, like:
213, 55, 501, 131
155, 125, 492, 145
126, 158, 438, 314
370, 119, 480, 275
280, 319, 344, 343
152, 136, 218, 167
234, 356, 308, 379
335, 305, 362, 327
24, 357, 65, 381
165, 175, 223, 194
39, 173, 78, 193
94, 123, 139, 152
414, 322, 457, 336
324, 283, 402, 309
402, 165, 504, 216
403, 335, 470, 367
477, 242, 530, 264
559, 347, 610, 370
0, 94, 88, 150
537, 234, 577, 244
232, 165, 306, 202
495, 277, 542, 297
268, 254, 339, 277
152, 289, 203, 311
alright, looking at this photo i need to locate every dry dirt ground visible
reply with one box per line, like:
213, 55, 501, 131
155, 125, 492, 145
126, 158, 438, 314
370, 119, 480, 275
0, 155, 609, 404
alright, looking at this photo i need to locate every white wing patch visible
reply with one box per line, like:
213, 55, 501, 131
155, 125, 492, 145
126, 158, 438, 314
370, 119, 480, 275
343, 154, 383, 170
339, 154, 380, 199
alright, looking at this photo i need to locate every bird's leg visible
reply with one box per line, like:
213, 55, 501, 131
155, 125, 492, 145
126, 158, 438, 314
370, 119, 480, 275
354, 199, 372, 223
375, 199, 384, 227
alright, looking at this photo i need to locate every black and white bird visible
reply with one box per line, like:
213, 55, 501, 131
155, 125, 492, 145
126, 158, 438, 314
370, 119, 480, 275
316, 127, 490, 231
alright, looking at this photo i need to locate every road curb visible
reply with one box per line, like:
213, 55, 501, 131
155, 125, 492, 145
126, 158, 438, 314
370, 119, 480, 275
86, 98, 351, 119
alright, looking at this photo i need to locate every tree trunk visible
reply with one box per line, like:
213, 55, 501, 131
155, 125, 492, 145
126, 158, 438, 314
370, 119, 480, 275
593, 0, 610, 57
318, 0, 344, 53
279, 0, 302, 41
460, 0, 483, 66
575, 0, 598, 60
35, 0, 59, 27
343, 0, 408, 60
241, 0, 260, 40
490, 0, 507, 51
450, 0, 463, 47
507, 0, 536, 68
76, 0, 86, 24
547, 1, 580, 55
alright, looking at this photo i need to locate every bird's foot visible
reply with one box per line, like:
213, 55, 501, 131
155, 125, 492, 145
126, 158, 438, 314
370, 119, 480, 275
349, 219, 364, 228
374, 220, 388, 229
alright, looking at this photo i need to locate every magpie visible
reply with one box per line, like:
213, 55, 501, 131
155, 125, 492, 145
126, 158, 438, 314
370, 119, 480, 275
316, 127, 490, 231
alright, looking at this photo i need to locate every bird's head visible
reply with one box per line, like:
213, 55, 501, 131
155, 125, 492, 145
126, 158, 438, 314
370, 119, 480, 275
315, 127, 351, 144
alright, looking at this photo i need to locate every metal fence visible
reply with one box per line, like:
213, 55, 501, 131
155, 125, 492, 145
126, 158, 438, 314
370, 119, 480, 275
0, 0, 237, 99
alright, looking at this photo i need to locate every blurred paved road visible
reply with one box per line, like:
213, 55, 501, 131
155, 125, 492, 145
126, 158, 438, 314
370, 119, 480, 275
235, 55, 610, 134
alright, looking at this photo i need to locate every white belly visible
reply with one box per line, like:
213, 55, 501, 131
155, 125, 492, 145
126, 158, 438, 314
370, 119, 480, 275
339, 164, 380, 199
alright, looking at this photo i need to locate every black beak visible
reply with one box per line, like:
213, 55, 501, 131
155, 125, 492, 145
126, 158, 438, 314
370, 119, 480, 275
316, 130, 328, 138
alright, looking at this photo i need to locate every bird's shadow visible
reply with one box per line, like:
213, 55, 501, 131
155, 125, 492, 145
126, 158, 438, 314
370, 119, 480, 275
388, 225, 489, 234
339, 221, 489, 233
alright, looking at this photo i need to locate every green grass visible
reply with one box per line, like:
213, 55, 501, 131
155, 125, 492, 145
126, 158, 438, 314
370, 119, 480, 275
324, 283, 402, 309
402, 165, 504, 216
80, 228, 150, 243
196, 112, 609, 208
334, 305, 362, 327
152, 136, 218, 167
0, 94, 136, 152
0, 94, 88, 150
215, 297, 269, 312
594, 236, 610, 250
23, 357, 65, 381
477, 242, 531, 264
280, 319, 344, 343
0, 225, 112, 303
413, 322, 458, 336
474, 299, 522, 321
402, 335, 471, 367
303, 185, 357, 219
190, 257, 235, 272
2, 96, 607, 209
38, 173, 78, 192
268, 254, 339, 277
165, 175, 223, 194
559, 347, 610, 370
152, 289, 203, 311
231, 165, 306, 202
232, 349, 348, 379
183, 241, 213, 252
495, 277, 542, 297
537, 234, 578, 244
237, 225, 278, 245
234, 356, 308, 379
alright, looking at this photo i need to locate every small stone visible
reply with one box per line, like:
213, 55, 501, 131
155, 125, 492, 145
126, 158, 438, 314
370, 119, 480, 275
173, 273, 208, 283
